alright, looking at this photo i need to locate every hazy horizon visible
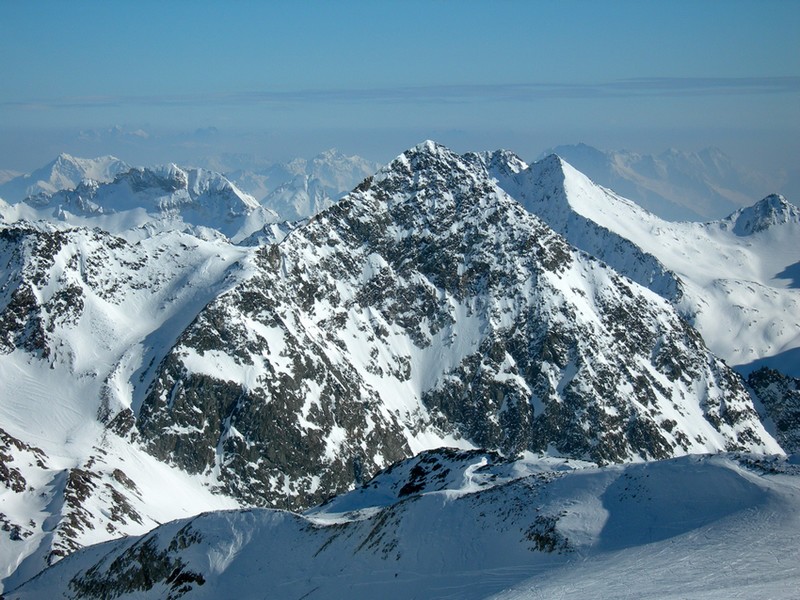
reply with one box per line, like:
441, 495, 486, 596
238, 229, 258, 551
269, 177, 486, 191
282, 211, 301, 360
2, 1, 798, 187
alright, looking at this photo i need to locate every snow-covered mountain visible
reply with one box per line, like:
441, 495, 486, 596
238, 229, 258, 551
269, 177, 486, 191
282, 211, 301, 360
131, 141, 779, 510
0, 224, 258, 588
494, 153, 800, 378
1, 165, 279, 243
541, 144, 777, 221
0, 154, 130, 203
0, 141, 794, 595
8, 450, 800, 599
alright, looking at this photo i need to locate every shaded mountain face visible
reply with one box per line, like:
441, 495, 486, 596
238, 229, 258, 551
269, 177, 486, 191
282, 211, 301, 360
748, 368, 800, 453
134, 142, 776, 509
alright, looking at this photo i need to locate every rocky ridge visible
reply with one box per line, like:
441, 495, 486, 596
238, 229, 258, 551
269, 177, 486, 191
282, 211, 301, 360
135, 141, 778, 509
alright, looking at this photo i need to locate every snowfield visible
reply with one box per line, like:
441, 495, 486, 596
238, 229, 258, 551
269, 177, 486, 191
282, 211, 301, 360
7, 451, 800, 599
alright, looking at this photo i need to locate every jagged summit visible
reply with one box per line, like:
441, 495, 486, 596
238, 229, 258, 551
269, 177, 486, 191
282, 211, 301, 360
130, 140, 778, 515
728, 193, 799, 235
17, 164, 274, 241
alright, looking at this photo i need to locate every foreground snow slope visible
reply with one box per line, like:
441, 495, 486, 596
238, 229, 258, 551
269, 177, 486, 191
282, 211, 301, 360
502, 154, 800, 377
8, 451, 800, 599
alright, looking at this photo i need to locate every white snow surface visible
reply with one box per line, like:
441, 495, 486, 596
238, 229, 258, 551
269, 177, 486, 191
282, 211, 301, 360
503, 154, 800, 377
0, 226, 250, 590
8, 452, 800, 599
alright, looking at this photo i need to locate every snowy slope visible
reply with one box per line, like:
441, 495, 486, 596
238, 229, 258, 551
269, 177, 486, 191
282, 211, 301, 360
500, 154, 800, 377
0, 154, 130, 202
542, 144, 777, 221
8, 451, 800, 599
0, 224, 252, 589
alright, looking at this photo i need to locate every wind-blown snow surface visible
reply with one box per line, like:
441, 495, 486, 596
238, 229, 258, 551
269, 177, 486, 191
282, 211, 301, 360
8, 450, 800, 599
499, 154, 800, 377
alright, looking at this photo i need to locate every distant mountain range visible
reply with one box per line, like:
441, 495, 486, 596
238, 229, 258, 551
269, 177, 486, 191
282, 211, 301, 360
206, 148, 381, 221
0, 142, 797, 597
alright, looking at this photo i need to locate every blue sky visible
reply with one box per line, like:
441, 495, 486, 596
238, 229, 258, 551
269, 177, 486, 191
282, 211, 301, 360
1, 0, 798, 175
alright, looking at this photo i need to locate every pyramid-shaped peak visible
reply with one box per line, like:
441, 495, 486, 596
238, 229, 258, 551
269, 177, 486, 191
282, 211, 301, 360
731, 193, 799, 235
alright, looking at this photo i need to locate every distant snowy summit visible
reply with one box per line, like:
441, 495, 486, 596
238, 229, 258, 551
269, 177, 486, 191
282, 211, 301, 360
725, 193, 799, 235
0, 153, 130, 202
0, 149, 381, 227
2, 162, 279, 243
541, 143, 779, 221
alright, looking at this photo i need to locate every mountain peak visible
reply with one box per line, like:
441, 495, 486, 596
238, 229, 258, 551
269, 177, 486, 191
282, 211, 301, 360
399, 140, 453, 162
730, 193, 799, 235
54, 152, 77, 163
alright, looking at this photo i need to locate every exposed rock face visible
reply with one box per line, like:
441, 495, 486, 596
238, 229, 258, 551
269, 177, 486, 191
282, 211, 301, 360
748, 367, 800, 453
136, 141, 776, 509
